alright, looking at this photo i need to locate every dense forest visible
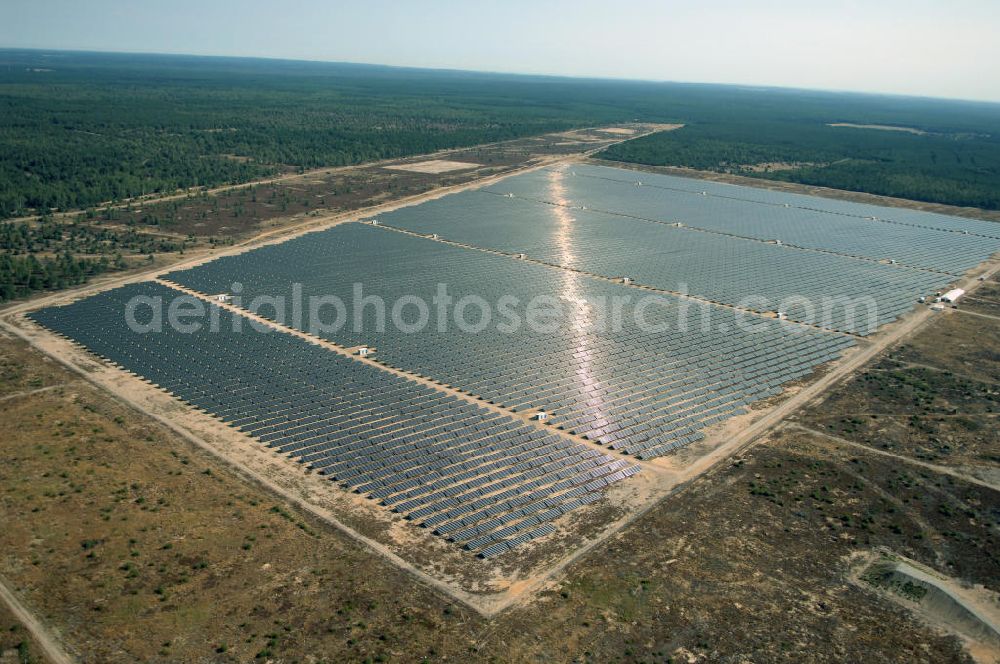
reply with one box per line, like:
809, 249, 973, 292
599, 120, 1000, 210
0, 218, 188, 302
0, 51, 635, 217
3, 49, 1000, 219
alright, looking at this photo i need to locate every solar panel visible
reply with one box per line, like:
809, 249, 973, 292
28, 282, 635, 557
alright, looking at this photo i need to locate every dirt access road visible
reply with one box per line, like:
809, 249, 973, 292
0, 575, 74, 664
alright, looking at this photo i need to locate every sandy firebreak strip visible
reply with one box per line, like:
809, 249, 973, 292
4, 133, 996, 616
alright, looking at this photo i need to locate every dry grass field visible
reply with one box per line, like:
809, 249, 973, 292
0, 601, 46, 663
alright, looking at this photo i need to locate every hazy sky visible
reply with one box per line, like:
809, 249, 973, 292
4, 0, 1000, 102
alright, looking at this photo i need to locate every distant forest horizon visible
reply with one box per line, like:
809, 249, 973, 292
2, 47, 999, 220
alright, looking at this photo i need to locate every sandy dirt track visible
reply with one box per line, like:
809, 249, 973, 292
0, 575, 75, 664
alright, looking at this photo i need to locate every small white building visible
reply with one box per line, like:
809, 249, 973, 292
535, 411, 549, 422
357, 346, 372, 357
516, 253, 527, 260
214, 294, 232, 303
621, 276, 633, 285
940, 288, 965, 303
930, 303, 946, 312
370, 219, 379, 226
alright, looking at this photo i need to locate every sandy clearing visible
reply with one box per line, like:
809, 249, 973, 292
848, 550, 1000, 662
385, 159, 479, 174
600, 124, 684, 136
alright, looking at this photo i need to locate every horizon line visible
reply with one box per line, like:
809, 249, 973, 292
3, 45, 1000, 107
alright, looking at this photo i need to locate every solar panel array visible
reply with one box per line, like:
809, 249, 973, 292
536, 169, 995, 274
28, 164, 984, 560
165, 223, 854, 459
28, 282, 637, 558
565, 163, 1000, 241
366, 190, 947, 334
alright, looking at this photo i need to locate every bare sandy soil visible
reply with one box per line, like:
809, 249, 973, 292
600, 124, 684, 136
849, 549, 1000, 662
384, 159, 479, 174
741, 160, 827, 172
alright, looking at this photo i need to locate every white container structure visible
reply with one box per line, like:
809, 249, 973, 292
940, 288, 965, 303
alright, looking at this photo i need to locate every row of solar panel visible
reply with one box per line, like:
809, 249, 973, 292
28, 282, 637, 558
565, 163, 1000, 240
164, 223, 855, 459
369, 187, 957, 334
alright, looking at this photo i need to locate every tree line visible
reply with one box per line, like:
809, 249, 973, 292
599, 120, 1000, 210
